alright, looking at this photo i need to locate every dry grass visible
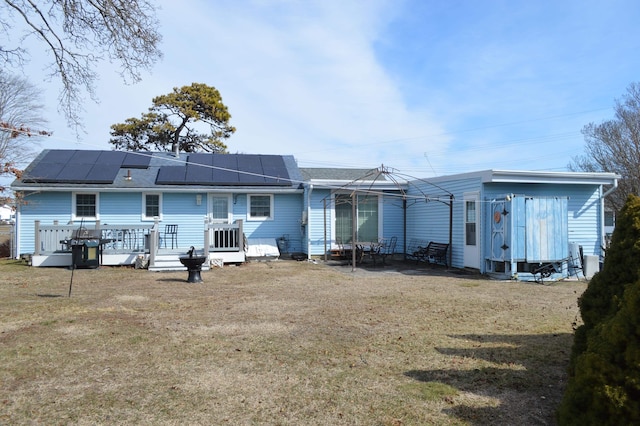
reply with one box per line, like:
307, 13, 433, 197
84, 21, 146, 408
0, 258, 585, 425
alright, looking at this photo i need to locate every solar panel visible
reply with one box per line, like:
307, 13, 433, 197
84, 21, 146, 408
211, 155, 240, 184
22, 162, 66, 182
71, 150, 101, 164
123, 152, 152, 168
86, 164, 121, 183
237, 155, 265, 184
39, 150, 76, 163
186, 163, 213, 184
98, 151, 126, 165
24, 151, 294, 186
261, 155, 290, 184
156, 166, 187, 184
56, 163, 93, 182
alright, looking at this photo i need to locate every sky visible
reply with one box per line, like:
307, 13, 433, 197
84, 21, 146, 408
7, 0, 640, 182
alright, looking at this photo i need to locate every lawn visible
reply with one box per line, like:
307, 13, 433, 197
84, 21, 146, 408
0, 258, 585, 425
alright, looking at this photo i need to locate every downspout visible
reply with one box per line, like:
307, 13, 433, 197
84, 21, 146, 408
14, 205, 20, 259
600, 177, 618, 254
307, 184, 313, 260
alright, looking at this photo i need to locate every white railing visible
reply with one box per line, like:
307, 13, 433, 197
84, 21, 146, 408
34, 220, 153, 255
206, 220, 244, 252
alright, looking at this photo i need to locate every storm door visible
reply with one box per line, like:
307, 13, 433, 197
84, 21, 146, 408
334, 193, 378, 244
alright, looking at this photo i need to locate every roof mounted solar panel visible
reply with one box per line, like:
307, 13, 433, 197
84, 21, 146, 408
261, 155, 290, 184
186, 163, 213, 184
211, 155, 240, 184
71, 150, 101, 164
56, 163, 93, 182
97, 151, 126, 165
40, 150, 77, 163
22, 162, 66, 182
237, 155, 265, 184
86, 164, 121, 183
156, 166, 187, 184
122, 152, 152, 168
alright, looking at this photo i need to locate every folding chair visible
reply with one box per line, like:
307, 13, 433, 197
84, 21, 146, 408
164, 224, 178, 249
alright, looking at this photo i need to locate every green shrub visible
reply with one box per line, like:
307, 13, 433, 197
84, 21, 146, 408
557, 195, 640, 424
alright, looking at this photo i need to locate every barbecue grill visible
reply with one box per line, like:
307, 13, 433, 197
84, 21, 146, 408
60, 227, 112, 269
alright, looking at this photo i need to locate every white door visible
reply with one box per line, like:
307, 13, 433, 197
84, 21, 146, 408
207, 194, 233, 250
463, 192, 481, 269
208, 194, 231, 224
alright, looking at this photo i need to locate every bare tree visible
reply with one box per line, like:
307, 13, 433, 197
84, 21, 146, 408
0, 0, 162, 129
0, 70, 49, 193
570, 82, 640, 212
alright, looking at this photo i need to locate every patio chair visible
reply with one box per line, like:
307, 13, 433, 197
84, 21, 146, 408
163, 224, 178, 249
372, 236, 397, 266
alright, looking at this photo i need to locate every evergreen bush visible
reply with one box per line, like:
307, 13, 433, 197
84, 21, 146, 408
557, 195, 640, 424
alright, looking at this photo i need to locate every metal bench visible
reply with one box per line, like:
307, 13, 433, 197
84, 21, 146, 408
414, 241, 449, 267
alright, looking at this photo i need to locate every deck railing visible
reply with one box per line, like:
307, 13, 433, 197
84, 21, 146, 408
33, 219, 244, 262
34, 220, 153, 255
206, 220, 244, 252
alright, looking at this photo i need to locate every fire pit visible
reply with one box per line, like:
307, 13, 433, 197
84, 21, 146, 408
179, 246, 207, 283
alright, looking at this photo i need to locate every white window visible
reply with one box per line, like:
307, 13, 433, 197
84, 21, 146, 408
73, 192, 99, 221
604, 210, 615, 227
142, 193, 162, 220
465, 200, 477, 246
248, 194, 273, 220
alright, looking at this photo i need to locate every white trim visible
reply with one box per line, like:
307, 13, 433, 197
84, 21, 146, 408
247, 194, 274, 221
141, 192, 163, 221
72, 192, 99, 221
463, 191, 481, 269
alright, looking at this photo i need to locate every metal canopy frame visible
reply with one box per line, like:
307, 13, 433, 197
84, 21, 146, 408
319, 165, 454, 271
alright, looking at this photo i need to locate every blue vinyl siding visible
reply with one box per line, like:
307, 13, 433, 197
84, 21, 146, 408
406, 176, 480, 268
381, 192, 404, 254
306, 188, 333, 256
159, 192, 209, 248
233, 193, 304, 252
19, 192, 72, 254
17, 190, 304, 254
303, 188, 404, 256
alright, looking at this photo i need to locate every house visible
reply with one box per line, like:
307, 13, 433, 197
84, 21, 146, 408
403, 169, 619, 281
11, 149, 304, 269
0, 203, 15, 223
11, 149, 620, 281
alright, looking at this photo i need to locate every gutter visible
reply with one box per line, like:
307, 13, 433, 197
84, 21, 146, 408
600, 177, 618, 255
11, 185, 303, 194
